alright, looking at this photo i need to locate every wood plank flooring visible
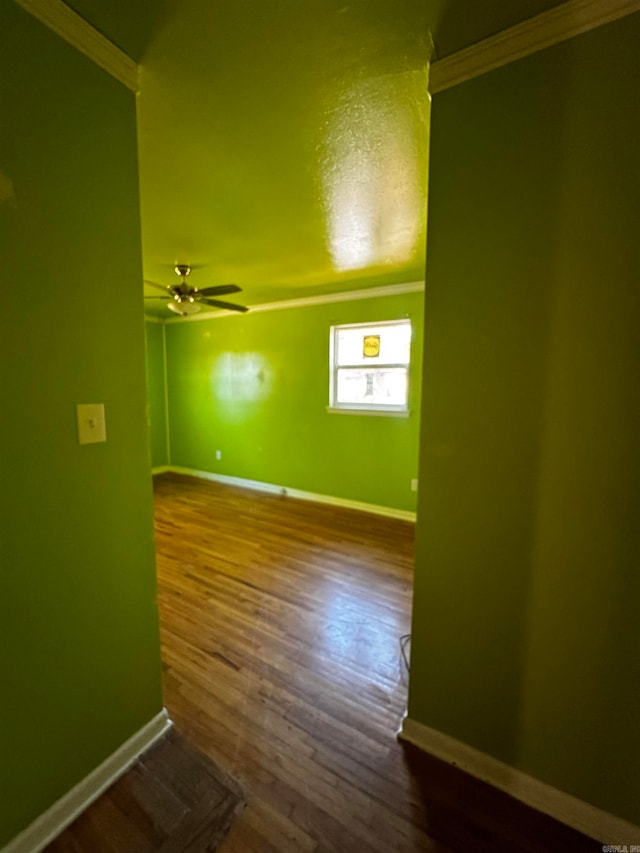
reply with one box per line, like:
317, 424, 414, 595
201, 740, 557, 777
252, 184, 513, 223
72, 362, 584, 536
154, 473, 426, 852
152, 473, 600, 853
46, 728, 245, 852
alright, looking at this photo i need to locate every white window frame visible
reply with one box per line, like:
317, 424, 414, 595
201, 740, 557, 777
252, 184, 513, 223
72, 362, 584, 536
328, 319, 411, 417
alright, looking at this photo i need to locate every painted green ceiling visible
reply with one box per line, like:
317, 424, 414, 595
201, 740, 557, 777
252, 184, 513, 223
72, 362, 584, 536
65, 0, 566, 315
138, 0, 436, 312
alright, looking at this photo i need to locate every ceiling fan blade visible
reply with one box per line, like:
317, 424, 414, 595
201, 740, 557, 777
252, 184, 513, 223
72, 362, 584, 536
199, 298, 249, 312
145, 296, 171, 300
196, 284, 241, 297
144, 279, 171, 292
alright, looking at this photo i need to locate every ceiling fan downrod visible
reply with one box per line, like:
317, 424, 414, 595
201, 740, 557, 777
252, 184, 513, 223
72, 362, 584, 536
173, 265, 193, 301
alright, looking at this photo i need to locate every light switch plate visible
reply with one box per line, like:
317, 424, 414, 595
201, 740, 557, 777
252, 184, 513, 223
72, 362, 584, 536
77, 403, 106, 444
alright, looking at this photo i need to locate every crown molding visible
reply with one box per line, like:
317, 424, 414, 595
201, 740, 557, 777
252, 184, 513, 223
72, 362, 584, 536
430, 0, 640, 94
13, 0, 138, 92
164, 280, 425, 323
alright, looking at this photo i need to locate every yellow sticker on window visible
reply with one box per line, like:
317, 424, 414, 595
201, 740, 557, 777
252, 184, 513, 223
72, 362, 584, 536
363, 335, 380, 358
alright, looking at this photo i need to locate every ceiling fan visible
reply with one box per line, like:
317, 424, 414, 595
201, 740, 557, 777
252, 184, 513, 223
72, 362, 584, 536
145, 265, 249, 316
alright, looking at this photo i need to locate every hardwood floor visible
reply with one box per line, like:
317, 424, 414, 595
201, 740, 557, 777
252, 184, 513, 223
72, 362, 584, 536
47, 728, 244, 852
153, 473, 600, 853
154, 473, 427, 852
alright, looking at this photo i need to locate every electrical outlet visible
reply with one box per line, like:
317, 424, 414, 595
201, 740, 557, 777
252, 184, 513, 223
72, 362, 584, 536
411, 478, 418, 492
215, 450, 222, 460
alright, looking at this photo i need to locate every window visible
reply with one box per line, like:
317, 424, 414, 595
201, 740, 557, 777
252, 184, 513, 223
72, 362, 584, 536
328, 319, 411, 415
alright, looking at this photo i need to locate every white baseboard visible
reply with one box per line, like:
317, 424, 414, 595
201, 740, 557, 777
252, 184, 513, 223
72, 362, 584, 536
166, 465, 417, 522
399, 716, 640, 843
3, 709, 172, 853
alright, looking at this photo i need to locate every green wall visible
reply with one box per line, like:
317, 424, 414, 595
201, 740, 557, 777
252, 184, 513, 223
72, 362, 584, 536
409, 15, 640, 825
145, 320, 169, 468
0, 6, 162, 846
165, 292, 423, 512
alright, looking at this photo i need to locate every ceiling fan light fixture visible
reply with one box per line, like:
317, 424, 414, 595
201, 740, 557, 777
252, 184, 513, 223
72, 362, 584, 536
167, 300, 201, 316
148, 263, 247, 315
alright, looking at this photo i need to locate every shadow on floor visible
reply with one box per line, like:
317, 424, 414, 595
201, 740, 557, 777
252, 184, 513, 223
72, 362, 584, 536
401, 742, 602, 853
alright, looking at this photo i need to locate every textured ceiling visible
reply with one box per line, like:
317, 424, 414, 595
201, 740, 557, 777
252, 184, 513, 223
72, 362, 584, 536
65, 0, 566, 315
138, 0, 434, 312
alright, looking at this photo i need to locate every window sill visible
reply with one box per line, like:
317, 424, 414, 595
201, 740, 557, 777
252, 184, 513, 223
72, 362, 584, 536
326, 406, 410, 418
